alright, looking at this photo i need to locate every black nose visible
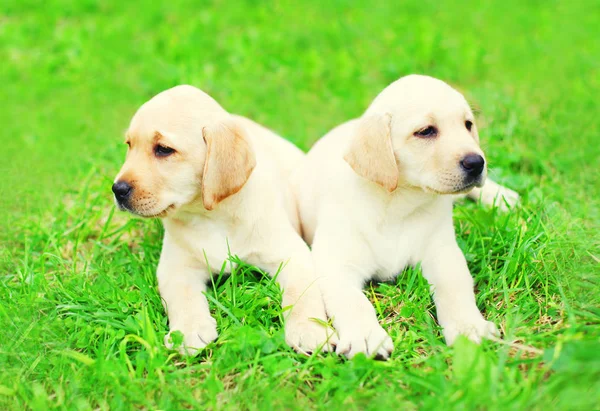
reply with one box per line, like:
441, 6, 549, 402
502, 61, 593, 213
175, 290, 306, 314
460, 154, 485, 177
112, 181, 132, 201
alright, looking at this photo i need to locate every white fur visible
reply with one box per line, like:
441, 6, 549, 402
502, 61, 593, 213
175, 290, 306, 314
115, 86, 335, 355
291, 75, 512, 359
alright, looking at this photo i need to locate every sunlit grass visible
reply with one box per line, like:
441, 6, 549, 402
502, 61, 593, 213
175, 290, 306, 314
1, 0, 599, 409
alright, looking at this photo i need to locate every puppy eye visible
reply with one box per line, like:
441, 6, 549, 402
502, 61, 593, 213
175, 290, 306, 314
154, 144, 176, 157
414, 126, 438, 138
465, 120, 473, 131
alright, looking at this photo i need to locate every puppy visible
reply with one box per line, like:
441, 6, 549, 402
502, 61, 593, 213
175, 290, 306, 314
113, 85, 333, 355
291, 75, 516, 359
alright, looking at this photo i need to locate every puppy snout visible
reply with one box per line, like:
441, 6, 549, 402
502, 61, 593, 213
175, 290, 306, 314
460, 154, 485, 178
112, 181, 133, 203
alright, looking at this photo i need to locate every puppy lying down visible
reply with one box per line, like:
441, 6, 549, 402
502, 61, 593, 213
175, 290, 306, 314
113, 85, 334, 355
291, 75, 518, 359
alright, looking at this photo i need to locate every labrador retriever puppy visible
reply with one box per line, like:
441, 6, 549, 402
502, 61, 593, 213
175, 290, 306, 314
113, 85, 333, 355
291, 75, 517, 359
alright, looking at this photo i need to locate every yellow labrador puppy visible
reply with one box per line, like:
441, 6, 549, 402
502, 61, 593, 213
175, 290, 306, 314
113, 85, 333, 355
291, 75, 517, 359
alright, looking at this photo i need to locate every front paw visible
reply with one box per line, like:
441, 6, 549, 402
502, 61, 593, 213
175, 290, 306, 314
495, 186, 520, 211
482, 184, 520, 211
285, 314, 337, 355
336, 323, 394, 360
443, 318, 499, 346
164, 317, 218, 356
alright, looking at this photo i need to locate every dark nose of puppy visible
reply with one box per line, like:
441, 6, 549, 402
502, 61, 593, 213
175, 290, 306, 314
112, 181, 132, 202
460, 154, 485, 177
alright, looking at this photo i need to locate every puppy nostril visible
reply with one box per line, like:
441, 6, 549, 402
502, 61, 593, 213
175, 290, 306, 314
460, 154, 485, 176
112, 181, 133, 199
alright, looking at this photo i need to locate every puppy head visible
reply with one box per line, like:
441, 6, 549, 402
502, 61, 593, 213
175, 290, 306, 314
344, 75, 486, 194
113, 85, 256, 217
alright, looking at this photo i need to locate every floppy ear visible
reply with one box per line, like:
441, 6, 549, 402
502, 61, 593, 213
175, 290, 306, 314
201, 119, 256, 210
343, 113, 398, 192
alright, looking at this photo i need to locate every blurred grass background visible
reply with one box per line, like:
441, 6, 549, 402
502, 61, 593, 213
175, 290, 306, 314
1, 0, 599, 409
2, 0, 598, 226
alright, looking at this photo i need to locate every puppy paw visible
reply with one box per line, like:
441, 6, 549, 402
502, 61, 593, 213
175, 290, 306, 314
164, 317, 218, 356
335, 323, 393, 360
443, 318, 499, 346
285, 316, 337, 355
493, 186, 520, 211
480, 183, 520, 211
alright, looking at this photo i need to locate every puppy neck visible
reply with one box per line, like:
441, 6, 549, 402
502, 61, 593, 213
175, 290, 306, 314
388, 184, 440, 213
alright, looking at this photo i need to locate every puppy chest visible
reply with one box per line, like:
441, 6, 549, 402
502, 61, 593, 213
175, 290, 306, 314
370, 225, 426, 280
193, 238, 232, 272
172, 222, 243, 273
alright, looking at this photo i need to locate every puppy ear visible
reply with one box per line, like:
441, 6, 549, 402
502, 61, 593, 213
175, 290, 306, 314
343, 113, 398, 192
202, 119, 256, 210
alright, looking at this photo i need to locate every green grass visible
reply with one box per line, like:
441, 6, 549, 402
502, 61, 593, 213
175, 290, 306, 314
1, 0, 599, 409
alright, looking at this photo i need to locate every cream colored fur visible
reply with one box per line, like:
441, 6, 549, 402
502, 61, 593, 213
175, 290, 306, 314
114, 85, 334, 355
291, 75, 518, 359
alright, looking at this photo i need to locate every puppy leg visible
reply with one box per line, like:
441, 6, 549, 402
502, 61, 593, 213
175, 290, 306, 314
321, 274, 393, 359
157, 237, 217, 356
467, 178, 520, 211
421, 226, 498, 345
279, 257, 337, 355
312, 233, 393, 359
256, 233, 336, 355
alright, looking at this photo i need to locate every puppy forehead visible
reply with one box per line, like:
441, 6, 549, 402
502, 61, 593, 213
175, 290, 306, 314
412, 96, 471, 122
387, 100, 471, 132
125, 127, 160, 146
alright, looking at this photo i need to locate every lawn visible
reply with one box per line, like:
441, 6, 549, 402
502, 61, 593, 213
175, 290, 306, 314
1, 0, 599, 409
